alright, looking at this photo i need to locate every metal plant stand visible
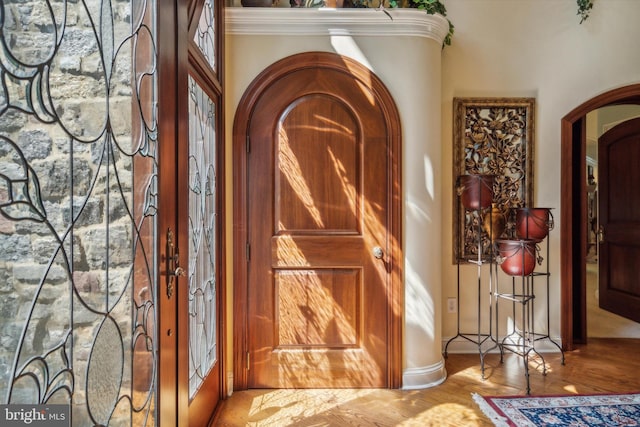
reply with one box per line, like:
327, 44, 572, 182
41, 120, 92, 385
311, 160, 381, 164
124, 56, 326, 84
444, 180, 498, 379
495, 213, 565, 395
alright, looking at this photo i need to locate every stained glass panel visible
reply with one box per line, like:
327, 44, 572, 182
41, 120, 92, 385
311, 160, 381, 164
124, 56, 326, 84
0, 0, 159, 425
193, 0, 217, 72
187, 76, 218, 398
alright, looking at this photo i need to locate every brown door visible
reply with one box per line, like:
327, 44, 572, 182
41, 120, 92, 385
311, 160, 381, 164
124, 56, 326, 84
598, 117, 640, 323
174, 0, 225, 425
237, 52, 402, 389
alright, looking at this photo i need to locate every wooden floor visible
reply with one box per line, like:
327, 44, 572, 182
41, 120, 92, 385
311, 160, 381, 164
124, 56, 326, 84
586, 263, 640, 338
215, 338, 640, 426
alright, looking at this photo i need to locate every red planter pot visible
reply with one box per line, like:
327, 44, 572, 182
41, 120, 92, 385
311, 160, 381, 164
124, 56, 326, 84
457, 174, 494, 210
515, 207, 554, 240
496, 238, 540, 276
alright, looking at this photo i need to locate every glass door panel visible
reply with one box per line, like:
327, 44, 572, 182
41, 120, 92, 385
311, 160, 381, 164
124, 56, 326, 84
0, 0, 159, 425
187, 75, 219, 399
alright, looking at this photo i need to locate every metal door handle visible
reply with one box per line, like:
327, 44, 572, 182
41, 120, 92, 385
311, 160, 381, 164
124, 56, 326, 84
172, 266, 186, 277
373, 246, 384, 259
597, 225, 605, 243
165, 228, 185, 298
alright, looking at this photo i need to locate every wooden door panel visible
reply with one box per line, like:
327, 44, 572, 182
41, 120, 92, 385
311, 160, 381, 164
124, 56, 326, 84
246, 56, 395, 388
608, 245, 640, 294
277, 269, 360, 347
275, 95, 360, 233
272, 236, 364, 267
598, 117, 640, 323
606, 133, 640, 221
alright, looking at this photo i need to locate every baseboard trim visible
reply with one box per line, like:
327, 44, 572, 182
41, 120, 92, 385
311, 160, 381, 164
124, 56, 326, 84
402, 359, 447, 390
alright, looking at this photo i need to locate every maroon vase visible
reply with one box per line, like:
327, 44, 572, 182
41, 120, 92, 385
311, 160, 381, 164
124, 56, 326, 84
457, 174, 494, 210
496, 239, 540, 276
515, 207, 554, 240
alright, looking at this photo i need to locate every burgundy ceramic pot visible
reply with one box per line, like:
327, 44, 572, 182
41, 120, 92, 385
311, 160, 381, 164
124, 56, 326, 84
496, 238, 540, 276
457, 174, 494, 210
515, 207, 554, 240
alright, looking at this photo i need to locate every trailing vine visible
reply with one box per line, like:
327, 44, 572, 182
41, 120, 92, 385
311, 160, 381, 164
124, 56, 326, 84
577, 0, 594, 23
388, 0, 454, 47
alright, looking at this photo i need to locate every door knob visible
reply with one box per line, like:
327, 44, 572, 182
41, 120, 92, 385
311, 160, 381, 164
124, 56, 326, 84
373, 246, 384, 259
165, 228, 185, 298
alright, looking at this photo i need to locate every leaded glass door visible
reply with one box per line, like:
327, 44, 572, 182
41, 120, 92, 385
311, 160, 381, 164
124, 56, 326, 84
180, 0, 224, 424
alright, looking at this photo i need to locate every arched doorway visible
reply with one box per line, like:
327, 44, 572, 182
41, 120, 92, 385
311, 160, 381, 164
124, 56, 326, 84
560, 83, 640, 350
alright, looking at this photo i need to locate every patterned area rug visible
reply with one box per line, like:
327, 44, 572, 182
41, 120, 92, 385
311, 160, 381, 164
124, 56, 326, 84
473, 392, 640, 426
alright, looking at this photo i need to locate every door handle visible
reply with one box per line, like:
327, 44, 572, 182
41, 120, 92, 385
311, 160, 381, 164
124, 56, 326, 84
373, 246, 384, 259
597, 225, 605, 243
165, 228, 184, 298
172, 266, 186, 277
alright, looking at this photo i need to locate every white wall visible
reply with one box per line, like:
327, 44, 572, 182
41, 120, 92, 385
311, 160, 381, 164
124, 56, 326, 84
441, 0, 640, 348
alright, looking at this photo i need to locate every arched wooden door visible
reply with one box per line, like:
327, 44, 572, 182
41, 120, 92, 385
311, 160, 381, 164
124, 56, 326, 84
233, 52, 403, 389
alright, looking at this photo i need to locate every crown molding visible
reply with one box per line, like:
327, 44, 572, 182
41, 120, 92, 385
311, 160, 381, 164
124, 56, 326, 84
225, 7, 449, 45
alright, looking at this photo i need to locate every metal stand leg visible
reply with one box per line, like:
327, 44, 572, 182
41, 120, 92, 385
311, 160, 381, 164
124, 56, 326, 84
530, 237, 565, 364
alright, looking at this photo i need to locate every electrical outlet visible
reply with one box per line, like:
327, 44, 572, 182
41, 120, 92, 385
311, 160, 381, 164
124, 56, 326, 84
447, 297, 457, 313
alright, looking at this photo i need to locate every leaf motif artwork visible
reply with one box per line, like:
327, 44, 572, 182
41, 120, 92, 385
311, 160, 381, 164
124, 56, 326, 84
453, 97, 535, 262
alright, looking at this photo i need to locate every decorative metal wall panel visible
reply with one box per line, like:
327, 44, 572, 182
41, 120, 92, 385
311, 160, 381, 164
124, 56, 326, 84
0, 0, 159, 425
187, 76, 218, 398
452, 97, 535, 262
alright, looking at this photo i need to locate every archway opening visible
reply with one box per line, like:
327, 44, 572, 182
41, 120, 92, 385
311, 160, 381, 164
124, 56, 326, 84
560, 84, 640, 350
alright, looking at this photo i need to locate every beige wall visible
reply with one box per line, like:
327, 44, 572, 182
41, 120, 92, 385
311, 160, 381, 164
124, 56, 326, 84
441, 0, 640, 347
224, 0, 640, 390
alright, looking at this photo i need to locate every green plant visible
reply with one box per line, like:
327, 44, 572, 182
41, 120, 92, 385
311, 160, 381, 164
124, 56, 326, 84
389, 0, 454, 47
577, 0, 594, 23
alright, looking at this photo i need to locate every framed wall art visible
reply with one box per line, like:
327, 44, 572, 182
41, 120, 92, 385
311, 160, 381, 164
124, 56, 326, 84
453, 97, 535, 262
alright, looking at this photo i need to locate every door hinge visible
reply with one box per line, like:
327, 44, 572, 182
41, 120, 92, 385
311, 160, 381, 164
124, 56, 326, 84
246, 134, 250, 153
246, 242, 250, 261
247, 351, 250, 371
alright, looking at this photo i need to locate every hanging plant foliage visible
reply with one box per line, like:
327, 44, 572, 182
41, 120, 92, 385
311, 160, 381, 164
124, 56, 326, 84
389, 0, 455, 47
577, 0, 594, 23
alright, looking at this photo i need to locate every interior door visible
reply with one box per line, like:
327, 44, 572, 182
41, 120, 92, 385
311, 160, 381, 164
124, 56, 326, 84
242, 53, 401, 388
598, 117, 640, 323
